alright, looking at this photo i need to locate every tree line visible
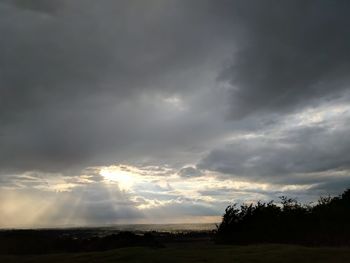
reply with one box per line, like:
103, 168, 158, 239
216, 188, 350, 246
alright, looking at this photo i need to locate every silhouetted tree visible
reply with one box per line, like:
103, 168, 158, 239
216, 188, 350, 246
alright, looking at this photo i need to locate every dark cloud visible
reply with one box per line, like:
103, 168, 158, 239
178, 166, 203, 178
199, 115, 350, 190
0, 0, 229, 173
1, 0, 350, 224
3, 0, 349, 174
218, 0, 350, 119
12, 0, 64, 14
309, 177, 350, 196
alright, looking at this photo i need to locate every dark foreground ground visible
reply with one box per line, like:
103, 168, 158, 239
1, 229, 350, 262
2, 244, 350, 263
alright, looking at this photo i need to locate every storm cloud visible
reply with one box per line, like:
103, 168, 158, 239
218, 0, 350, 119
1, 0, 350, 226
199, 113, 350, 183
0, 0, 230, 173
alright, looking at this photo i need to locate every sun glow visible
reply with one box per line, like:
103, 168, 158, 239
99, 166, 137, 190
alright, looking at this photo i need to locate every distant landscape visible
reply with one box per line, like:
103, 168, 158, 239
1, 188, 350, 262
2, 0, 350, 262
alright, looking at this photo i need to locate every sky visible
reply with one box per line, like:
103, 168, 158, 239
1, 0, 350, 228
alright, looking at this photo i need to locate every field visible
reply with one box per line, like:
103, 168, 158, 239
1, 244, 350, 263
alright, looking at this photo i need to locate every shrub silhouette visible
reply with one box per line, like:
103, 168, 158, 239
216, 188, 350, 245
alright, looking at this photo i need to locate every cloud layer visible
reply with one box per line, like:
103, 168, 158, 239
1, 0, 350, 226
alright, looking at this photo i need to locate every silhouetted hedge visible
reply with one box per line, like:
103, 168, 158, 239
216, 189, 350, 246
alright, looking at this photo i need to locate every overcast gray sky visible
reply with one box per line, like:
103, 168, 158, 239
1, 0, 350, 227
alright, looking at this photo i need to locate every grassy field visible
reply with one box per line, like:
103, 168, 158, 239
1, 244, 350, 263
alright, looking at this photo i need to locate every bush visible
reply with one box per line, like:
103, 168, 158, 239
216, 188, 350, 246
